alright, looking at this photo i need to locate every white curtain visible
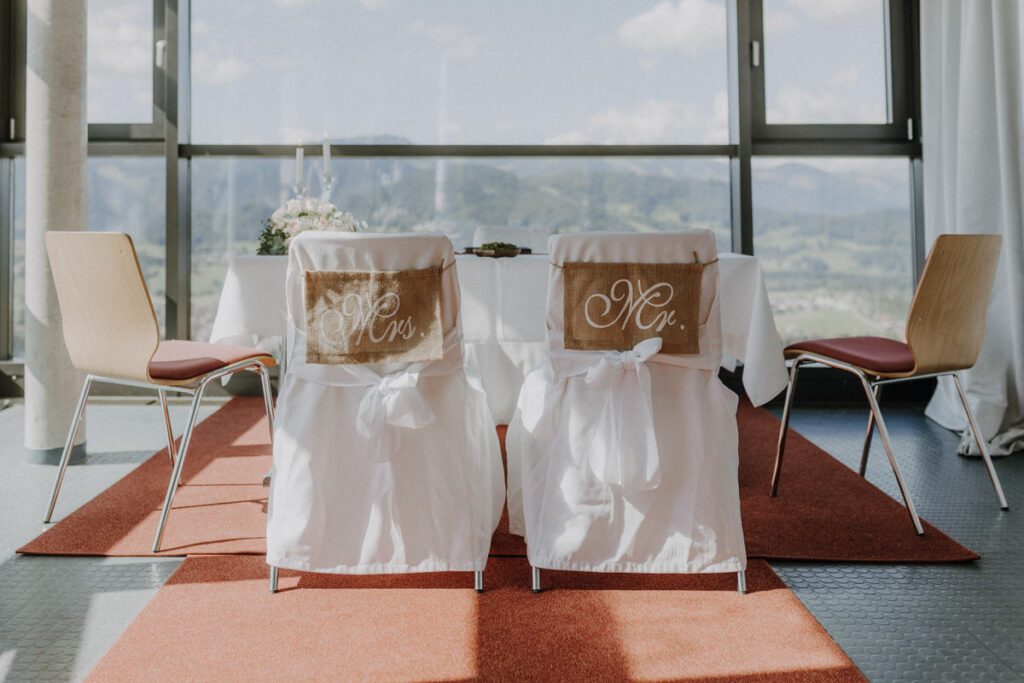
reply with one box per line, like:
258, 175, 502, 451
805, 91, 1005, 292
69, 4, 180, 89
921, 0, 1024, 455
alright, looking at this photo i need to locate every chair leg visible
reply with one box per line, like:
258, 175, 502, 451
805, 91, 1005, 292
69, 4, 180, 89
859, 385, 881, 477
258, 364, 275, 488
257, 364, 275, 436
737, 570, 747, 595
952, 375, 1009, 510
474, 570, 484, 593
158, 389, 176, 466
44, 376, 93, 523
531, 566, 541, 593
770, 358, 803, 496
269, 566, 279, 593
152, 381, 208, 552
859, 375, 924, 535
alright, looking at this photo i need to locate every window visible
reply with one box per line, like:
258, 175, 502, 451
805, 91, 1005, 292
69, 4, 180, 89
0, 1, 921, 357
753, 158, 913, 343
189, 155, 731, 340
190, 1, 729, 145
87, 0, 155, 124
10, 157, 165, 356
763, 0, 889, 124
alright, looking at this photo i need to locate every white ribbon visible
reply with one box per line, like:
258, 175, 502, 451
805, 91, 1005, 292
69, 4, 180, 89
553, 337, 663, 491
355, 368, 436, 463
287, 326, 467, 464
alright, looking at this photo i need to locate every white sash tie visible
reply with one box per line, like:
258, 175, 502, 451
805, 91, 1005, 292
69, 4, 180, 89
288, 327, 467, 464
553, 337, 663, 491
356, 369, 436, 463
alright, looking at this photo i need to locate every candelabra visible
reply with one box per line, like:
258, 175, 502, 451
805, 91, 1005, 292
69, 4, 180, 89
320, 171, 334, 202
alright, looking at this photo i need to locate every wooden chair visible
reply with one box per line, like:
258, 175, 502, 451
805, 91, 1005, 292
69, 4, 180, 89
43, 232, 276, 551
770, 234, 1008, 535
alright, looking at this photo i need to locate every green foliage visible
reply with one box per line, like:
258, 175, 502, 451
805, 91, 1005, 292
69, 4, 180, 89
256, 221, 289, 256
480, 241, 518, 251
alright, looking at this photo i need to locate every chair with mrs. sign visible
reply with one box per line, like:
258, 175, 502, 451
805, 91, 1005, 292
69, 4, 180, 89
266, 232, 504, 592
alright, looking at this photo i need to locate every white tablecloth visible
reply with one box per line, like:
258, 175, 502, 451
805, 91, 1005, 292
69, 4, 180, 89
210, 253, 787, 421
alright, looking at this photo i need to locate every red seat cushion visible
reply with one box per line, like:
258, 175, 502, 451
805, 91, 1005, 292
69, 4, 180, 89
149, 340, 275, 381
785, 336, 916, 374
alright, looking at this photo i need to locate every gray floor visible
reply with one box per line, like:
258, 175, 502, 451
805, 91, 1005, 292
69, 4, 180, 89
0, 398, 219, 683
0, 398, 1021, 682
772, 404, 1024, 682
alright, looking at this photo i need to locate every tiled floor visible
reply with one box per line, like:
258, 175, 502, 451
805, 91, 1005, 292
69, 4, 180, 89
0, 398, 1021, 682
0, 399, 218, 682
771, 404, 1024, 682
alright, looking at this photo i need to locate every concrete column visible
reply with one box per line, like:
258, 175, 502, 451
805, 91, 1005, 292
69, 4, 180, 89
24, 0, 87, 462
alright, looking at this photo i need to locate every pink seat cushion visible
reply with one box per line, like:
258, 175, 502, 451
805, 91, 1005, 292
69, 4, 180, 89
785, 336, 916, 374
149, 340, 275, 381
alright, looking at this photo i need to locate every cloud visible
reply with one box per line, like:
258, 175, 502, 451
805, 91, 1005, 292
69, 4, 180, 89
273, 0, 316, 7
767, 85, 884, 123
191, 53, 250, 85
545, 95, 729, 145
358, 0, 392, 8
88, 5, 150, 77
825, 67, 861, 89
786, 0, 878, 22
617, 0, 726, 55
407, 20, 489, 59
764, 8, 798, 36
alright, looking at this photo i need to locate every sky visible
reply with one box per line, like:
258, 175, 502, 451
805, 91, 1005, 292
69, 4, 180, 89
87, 0, 890, 146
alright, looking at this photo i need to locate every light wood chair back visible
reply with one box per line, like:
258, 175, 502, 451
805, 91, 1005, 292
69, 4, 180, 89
905, 234, 1002, 375
45, 232, 160, 382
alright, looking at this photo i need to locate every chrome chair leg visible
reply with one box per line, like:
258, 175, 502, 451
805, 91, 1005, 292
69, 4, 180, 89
859, 385, 881, 476
269, 566, 279, 593
257, 364, 275, 435
44, 376, 93, 523
860, 375, 924, 535
737, 570, 747, 595
257, 364, 275, 488
770, 358, 803, 496
152, 380, 208, 552
158, 389, 176, 466
952, 375, 1009, 510
474, 570, 484, 593
531, 566, 541, 593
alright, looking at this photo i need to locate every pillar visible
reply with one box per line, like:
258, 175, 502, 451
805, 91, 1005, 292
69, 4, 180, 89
24, 0, 88, 462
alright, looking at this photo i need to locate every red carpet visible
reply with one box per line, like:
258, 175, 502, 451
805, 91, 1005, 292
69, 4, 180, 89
86, 556, 864, 682
19, 397, 977, 562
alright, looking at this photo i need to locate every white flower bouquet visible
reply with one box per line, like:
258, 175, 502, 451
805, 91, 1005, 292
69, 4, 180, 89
257, 197, 366, 255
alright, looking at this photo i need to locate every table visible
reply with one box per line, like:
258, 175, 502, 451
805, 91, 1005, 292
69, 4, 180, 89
210, 253, 788, 421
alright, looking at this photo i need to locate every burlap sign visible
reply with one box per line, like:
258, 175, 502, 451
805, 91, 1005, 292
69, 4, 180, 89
563, 261, 702, 354
304, 268, 444, 365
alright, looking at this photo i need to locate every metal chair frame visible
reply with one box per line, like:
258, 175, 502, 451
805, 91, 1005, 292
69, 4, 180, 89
44, 359, 275, 553
770, 352, 1008, 536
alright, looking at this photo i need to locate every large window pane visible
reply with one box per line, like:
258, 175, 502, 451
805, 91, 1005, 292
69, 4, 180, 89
753, 158, 913, 344
190, 156, 731, 340
763, 0, 888, 124
88, 0, 154, 123
191, 1, 728, 144
11, 157, 165, 357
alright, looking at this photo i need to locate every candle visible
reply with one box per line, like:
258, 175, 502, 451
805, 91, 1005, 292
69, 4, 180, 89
322, 134, 331, 175
295, 140, 304, 189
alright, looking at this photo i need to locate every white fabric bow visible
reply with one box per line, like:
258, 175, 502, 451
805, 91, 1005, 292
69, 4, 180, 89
561, 337, 663, 491
356, 369, 436, 463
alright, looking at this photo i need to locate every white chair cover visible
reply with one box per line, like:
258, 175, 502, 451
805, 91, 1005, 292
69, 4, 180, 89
266, 232, 504, 574
506, 231, 747, 574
